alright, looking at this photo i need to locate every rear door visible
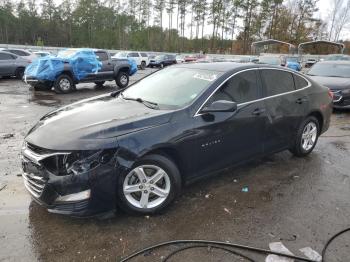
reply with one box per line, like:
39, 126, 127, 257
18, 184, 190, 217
94, 51, 113, 79
0, 53, 16, 76
260, 69, 306, 153
191, 69, 267, 177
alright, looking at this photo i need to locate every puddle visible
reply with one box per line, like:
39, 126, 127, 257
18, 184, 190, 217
28, 93, 61, 107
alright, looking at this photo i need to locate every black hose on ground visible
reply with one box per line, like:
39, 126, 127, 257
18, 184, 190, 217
119, 228, 350, 262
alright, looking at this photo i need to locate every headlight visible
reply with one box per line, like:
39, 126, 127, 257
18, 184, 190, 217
41, 149, 117, 176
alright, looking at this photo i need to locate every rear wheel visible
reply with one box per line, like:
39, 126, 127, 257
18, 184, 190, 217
117, 154, 182, 214
53, 74, 75, 94
140, 61, 146, 70
289, 116, 319, 157
115, 71, 129, 88
15, 68, 25, 79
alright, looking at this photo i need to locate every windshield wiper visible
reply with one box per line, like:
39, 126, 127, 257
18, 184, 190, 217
120, 93, 159, 109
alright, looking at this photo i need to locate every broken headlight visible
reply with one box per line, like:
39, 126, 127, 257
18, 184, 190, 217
41, 149, 116, 176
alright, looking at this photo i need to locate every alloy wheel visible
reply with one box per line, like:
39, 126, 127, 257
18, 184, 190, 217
301, 122, 317, 151
120, 75, 128, 86
59, 78, 71, 91
123, 165, 171, 209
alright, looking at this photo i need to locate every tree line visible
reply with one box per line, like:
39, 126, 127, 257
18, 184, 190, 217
0, 0, 349, 54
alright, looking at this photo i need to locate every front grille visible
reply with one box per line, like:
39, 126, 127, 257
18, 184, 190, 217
22, 171, 46, 198
54, 200, 89, 212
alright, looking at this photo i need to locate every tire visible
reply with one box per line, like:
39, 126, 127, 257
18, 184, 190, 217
140, 61, 146, 70
53, 74, 75, 94
117, 154, 182, 215
115, 71, 129, 88
15, 68, 25, 79
289, 116, 320, 157
94, 81, 105, 87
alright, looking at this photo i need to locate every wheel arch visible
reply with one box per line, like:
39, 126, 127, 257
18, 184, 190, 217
307, 110, 323, 134
139, 147, 187, 185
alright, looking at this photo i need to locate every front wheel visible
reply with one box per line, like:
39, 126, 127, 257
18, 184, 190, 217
115, 71, 129, 88
15, 67, 25, 79
117, 154, 182, 215
289, 116, 319, 157
53, 74, 75, 94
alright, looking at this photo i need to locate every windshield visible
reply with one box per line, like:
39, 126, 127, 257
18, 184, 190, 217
307, 63, 350, 78
57, 49, 79, 58
155, 55, 165, 60
121, 67, 222, 109
113, 52, 127, 58
259, 57, 281, 65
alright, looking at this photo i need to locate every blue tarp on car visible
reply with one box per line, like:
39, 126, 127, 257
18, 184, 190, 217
128, 58, 137, 76
25, 49, 102, 81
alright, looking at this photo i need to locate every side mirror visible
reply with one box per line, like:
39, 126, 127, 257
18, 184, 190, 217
201, 100, 237, 113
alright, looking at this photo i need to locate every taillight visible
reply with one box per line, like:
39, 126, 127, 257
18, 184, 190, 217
328, 89, 334, 99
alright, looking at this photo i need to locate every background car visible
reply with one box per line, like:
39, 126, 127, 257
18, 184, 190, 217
21, 63, 332, 216
324, 54, 350, 61
112, 51, 149, 69
258, 55, 286, 66
0, 51, 29, 79
306, 61, 350, 109
176, 54, 185, 63
24, 49, 133, 93
33, 51, 51, 57
148, 54, 177, 68
1, 48, 37, 63
286, 57, 302, 71
304, 58, 317, 68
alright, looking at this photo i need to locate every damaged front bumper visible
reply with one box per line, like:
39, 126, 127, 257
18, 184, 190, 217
21, 142, 118, 217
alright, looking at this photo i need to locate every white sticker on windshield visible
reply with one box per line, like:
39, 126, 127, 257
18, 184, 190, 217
193, 73, 217, 82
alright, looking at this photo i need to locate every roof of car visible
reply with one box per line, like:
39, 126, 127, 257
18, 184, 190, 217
174, 62, 284, 72
317, 60, 350, 64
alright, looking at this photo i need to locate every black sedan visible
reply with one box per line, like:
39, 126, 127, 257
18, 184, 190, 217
148, 54, 177, 68
307, 61, 350, 109
21, 63, 332, 217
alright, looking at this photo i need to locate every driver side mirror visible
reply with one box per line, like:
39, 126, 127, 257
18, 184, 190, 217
201, 100, 238, 113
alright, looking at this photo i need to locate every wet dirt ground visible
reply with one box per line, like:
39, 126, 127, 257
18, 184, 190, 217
0, 69, 349, 262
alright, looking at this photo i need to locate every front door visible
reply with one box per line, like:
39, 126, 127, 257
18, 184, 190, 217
191, 69, 267, 177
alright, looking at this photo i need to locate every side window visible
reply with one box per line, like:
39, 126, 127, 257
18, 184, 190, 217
293, 74, 309, 89
128, 52, 139, 58
261, 69, 295, 97
0, 53, 14, 60
210, 70, 260, 104
140, 53, 148, 57
95, 52, 108, 61
10, 50, 28, 56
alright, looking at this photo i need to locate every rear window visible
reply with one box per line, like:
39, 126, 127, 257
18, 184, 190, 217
8, 50, 29, 56
261, 69, 295, 96
293, 74, 309, 89
0, 53, 15, 60
95, 51, 108, 61
128, 53, 139, 58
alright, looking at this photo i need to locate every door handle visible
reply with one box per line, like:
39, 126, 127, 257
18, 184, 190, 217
252, 108, 266, 116
296, 97, 308, 104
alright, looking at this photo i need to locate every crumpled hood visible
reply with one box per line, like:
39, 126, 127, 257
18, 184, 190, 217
308, 75, 350, 90
25, 94, 172, 150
